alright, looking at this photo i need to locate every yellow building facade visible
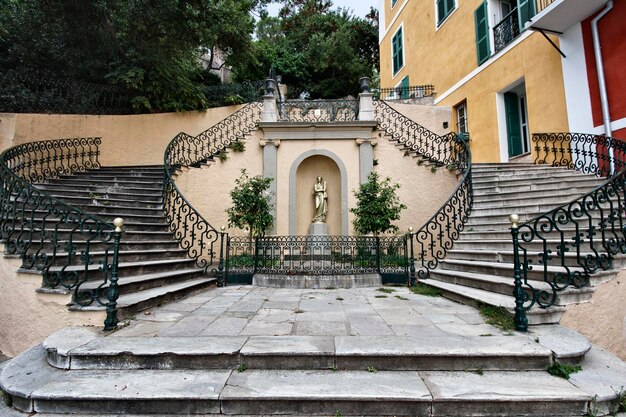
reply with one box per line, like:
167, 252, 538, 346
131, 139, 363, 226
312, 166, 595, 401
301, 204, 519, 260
379, 0, 570, 162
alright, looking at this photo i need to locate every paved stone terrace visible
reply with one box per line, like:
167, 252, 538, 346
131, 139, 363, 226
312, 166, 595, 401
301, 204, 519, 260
114, 286, 508, 338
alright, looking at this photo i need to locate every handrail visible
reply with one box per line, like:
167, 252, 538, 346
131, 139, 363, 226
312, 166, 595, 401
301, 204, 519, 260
0, 137, 123, 330
374, 85, 435, 100
278, 99, 359, 123
163, 102, 263, 281
510, 132, 626, 331
374, 100, 473, 281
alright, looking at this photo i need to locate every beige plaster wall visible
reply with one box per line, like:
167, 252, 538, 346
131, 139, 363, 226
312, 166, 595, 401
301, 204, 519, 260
174, 102, 457, 237
561, 274, 626, 361
384, 102, 453, 136
175, 130, 265, 235
0, 250, 105, 357
0, 106, 244, 166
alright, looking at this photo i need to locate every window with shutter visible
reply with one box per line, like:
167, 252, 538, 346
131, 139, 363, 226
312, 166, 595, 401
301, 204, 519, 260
392, 27, 404, 75
474, 1, 491, 65
436, 0, 456, 26
517, 0, 536, 30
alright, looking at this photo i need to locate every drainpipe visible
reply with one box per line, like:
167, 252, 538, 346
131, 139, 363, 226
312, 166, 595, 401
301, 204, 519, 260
591, 1, 614, 173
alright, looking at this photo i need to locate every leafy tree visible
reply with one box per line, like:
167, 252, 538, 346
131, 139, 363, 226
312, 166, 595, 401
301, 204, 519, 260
350, 172, 406, 236
0, 0, 269, 112
233, 0, 379, 99
226, 169, 274, 240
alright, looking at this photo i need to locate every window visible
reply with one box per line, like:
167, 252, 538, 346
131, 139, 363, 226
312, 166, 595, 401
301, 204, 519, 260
391, 0, 398, 7
392, 27, 404, 75
455, 101, 468, 133
474, 1, 491, 65
436, 0, 456, 26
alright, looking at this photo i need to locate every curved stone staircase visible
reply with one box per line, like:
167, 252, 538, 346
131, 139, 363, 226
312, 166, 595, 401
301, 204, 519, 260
421, 162, 613, 324
29, 165, 215, 317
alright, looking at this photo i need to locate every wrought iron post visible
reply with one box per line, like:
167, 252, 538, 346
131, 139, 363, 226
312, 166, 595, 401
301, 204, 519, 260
218, 226, 226, 287
408, 227, 416, 287
253, 236, 260, 274
104, 218, 124, 331
510, 214, 528, 332
375, 236, 381, 274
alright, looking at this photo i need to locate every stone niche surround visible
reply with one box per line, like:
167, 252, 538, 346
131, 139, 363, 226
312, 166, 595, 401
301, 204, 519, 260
258, 121, 378, 236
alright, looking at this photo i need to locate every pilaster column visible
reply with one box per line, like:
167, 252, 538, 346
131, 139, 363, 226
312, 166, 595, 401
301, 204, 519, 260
356, 138, 376, 184
262, 94, 278, 122
358, 92, 375, 121
261, 139, 280, 234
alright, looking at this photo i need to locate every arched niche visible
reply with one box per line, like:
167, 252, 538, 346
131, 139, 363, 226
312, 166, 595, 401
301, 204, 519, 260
289, 150, 348, 236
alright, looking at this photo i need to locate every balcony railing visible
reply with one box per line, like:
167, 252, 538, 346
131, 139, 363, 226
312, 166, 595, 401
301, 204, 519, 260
535, 0, 556, 14
494, 8, 520, 53
374, 85, 435, 101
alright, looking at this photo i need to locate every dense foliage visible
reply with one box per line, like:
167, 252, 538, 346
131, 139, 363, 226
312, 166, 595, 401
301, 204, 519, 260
227, 170, 274, 238
234, 0, 379, 99
0, 0, 267, 112
351, 172, 406, 236
0, 0, 379, 112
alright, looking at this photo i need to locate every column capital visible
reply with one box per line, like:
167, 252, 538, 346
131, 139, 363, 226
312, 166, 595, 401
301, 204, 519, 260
260, 139, 281, 147
355, 138, 377, 146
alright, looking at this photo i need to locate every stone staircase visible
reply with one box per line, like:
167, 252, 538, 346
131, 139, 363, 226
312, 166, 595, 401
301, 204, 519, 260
23, 165, 215, 317
421, 163, 613, 324
3, 298, 626, 416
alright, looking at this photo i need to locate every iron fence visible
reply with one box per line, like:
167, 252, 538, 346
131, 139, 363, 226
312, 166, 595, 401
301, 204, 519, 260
374, 85, 435, 100
226, 235, 408, 282
0, 137, 123, 330
278, 99, 359, 122
510, 132, 626, 331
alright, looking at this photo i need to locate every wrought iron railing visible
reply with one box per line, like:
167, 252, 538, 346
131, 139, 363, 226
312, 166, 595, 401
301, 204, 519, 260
163, 102, 263, 282
374, 100, 473, 281
374, 85, 435, 100
494, 8, 521, 53
510, 132, 626, 331
278, 99, 359, 122
226, 235, 407, 279
0, 138, 123, 330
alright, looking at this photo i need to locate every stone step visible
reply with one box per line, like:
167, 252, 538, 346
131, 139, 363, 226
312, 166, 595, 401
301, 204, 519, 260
453, 238, 600, 252
465, 210, 606, 227
78, 267, 208, 296
7, 227, 177, 242
438, 258, 616, 284
446, 248, 626, 270
473, 177, 602, 194
67, 171, 165, 181
428, 269, 595, 305
22, 257, 202, 282
20, 193, 164, 209
474, 185, 604, 200
469, 200, 613, 217
472, 193, 602, 209
1, 345, 592, 416
36, 183, 161, 197
418, 279, 566, 325
48, 177, 164, 189
39, 248, 189, 267
111, 277, 217, 316
42, 328, 554, 371
30, 239, 181, 253
472, 170, 597, 184
6, 207, 166, 224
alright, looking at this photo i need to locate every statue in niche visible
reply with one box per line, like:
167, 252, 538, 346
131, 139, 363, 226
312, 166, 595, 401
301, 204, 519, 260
313, 176, 328, 223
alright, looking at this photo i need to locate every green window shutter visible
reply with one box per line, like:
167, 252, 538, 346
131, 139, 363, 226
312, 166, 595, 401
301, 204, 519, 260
437, 0, 445, 24
517, 0, 536, 29
446, 0, 455, 15
391, 0, 397, 7
392, 28, 403, 74
474, 1, 491, 65
400, 76, 410, 99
